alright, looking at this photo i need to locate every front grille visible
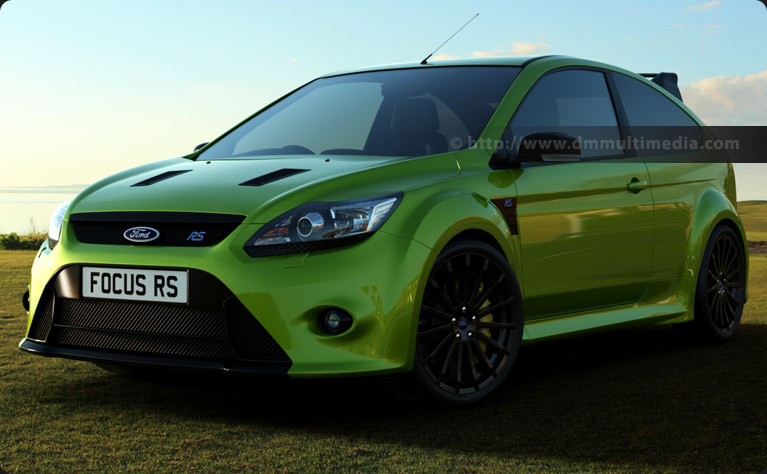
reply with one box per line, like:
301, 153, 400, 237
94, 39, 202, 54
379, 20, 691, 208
69, 211, 245, 247
28, 270, 291, 368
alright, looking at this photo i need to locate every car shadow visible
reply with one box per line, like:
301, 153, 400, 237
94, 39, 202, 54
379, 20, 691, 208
39, 323, 767, 473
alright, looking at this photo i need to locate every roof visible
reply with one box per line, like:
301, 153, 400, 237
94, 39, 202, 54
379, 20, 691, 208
320, 55, 550, 77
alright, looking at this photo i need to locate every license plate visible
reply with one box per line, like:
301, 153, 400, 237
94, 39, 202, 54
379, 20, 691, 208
82, 267, 188, 304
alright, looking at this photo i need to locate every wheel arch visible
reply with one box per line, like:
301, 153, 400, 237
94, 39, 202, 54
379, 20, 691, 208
686, 188, 749, 301
396, 190, 522, 368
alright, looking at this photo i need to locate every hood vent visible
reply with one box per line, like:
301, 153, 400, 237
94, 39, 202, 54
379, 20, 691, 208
239, 168, 309, 187
132, 170, 192, 187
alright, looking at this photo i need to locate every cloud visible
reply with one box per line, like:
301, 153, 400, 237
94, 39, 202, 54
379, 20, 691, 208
681, 71, 767, 125
287, 58, 297, 64
471, 41, 551, 57
708, 24, 721, 30
672, 23, 685, 29
685, 0, 720, 12
431, 53, 461, 60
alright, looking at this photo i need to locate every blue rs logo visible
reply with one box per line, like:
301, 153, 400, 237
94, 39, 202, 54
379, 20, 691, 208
187, 231, 206, 242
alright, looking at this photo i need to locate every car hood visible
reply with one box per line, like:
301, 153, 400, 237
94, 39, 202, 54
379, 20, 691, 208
67, 155, 413, 223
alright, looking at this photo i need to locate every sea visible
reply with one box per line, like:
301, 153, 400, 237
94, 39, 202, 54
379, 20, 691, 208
0, 186, 86, 235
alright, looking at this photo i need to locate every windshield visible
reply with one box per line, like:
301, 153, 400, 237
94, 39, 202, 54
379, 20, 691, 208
199, 66, 521, 160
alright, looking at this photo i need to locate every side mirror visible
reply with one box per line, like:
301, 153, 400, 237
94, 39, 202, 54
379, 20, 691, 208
516, 132, 580, 163
194, 142, 209, 152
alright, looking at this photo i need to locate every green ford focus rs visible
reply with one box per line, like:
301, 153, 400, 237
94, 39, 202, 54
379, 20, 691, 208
20, 56, 749, 404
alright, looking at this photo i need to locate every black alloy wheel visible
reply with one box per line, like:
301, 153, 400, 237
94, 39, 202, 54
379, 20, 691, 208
413, 240, 523, 404
694, 225, 746, 341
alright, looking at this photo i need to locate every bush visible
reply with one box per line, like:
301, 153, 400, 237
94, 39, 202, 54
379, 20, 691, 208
0, 232, 47, 250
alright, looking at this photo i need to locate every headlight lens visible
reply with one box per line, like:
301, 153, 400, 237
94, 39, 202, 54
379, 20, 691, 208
48, 199, 71, 249
244, 193, 402, 257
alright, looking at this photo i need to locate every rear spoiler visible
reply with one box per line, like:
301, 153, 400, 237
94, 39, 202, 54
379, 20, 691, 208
640, 72, 683, 102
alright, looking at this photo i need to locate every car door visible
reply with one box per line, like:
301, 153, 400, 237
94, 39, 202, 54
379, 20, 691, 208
609, 72, 710, 281
506, 69, 655, 319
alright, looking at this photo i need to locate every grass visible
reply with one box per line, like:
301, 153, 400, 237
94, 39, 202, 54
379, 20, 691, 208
738, 200, 767, 242
1, 254, 766, 473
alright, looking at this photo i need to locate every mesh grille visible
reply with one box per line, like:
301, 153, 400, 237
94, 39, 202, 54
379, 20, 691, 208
49, 327, 237, 359
33, 296, 290, 364
56, 298, 228, 338
28, 288, 55, 341
227, 299, 290, 361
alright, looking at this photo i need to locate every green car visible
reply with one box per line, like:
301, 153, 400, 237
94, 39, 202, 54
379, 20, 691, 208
20, 55, 749, 404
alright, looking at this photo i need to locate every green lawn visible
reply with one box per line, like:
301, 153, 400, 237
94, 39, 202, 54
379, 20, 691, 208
738, 200, 767, 242
1, 249, 766, 473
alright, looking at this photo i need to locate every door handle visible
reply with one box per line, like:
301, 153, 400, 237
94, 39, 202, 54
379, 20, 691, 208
627, 179, 649, 193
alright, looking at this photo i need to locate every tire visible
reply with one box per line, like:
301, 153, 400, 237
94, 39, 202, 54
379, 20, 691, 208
410, 239, 524, 405
691, 225, 747, 341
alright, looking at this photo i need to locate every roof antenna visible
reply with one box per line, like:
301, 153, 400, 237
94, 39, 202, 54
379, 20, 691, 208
420, 13, 479, 65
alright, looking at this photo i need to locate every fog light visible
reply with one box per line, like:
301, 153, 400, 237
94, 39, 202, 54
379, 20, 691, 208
320, 308, 353, 335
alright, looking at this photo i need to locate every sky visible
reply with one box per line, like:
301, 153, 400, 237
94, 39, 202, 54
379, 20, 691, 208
0, 0, 766, 199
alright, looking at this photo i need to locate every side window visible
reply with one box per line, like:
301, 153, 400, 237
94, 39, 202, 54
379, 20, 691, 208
612, 73, 697, 127
508, 70, 623, 159
612, 73, 701, 156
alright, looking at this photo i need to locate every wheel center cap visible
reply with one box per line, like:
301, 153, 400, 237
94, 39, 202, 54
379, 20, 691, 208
457, 317, 469, 330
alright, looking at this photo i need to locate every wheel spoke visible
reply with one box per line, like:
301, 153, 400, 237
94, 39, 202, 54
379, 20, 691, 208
478, 297, 515, 317
726, 266, 741, 280
429, 278, 456, 312
437, 339, 458, 383
724, 297, 736, 325
468, 346, 479, 385
422, 332, 453, 364
417, 324, 453, 337
456, 343, 464, 392
717, 293, 727, 327
445, 261, 461, 301
476, 331, 510, 354
462, 254, 471, 302
725, 289, 740, 304
472, 274, 505, 307
469, 258, 489, 304
421, 304, 453, 320
471, 339, 496, 375
721, 241, 735, 274
707, 283, 719, 294
709, 293, 719, 314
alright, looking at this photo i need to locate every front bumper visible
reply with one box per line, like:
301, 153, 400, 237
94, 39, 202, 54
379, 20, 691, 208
23, 223, 434, 377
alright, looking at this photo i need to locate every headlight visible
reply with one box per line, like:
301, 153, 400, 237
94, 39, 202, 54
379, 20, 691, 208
48, 199, 72, 249
244, 193, 402, 257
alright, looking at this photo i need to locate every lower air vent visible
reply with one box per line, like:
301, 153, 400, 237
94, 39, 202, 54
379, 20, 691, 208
27, 269, 292, 368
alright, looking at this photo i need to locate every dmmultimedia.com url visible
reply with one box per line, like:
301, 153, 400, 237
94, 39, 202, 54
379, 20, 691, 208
458, 136, 741, 153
